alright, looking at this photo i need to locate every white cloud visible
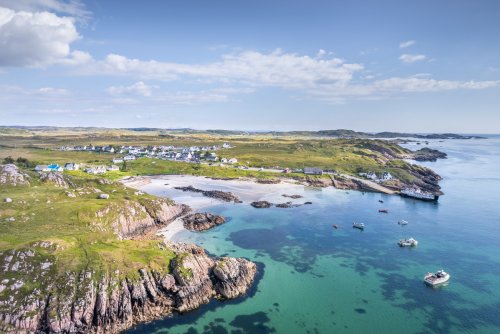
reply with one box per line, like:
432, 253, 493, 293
106, 81, 159, 97
399, 54, 427, 63
399, 40, 416, 48
0, 6, 80, 67
0, 0, 90, 22
374, 77, 499, 92
154, 90, 229, 105
76, 50, 365, 90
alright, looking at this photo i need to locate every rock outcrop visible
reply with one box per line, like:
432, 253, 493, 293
174, 186, 242, 203
182, 212, 226, 231
96, 199, 189, 239
0, 242, 256, 334
410, 147, 448, 162
282, 194, 303, 199
39, 172, 71, 188
0, 164, 30, 186
250, 201, 273, 208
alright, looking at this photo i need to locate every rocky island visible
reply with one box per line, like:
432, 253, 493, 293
174, 185, 242, 203
0, 164, 256, 333
182, 212, 227, 231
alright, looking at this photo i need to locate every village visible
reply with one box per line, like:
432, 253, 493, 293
36, 142, 398, 187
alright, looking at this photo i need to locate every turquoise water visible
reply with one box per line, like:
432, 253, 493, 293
127, 138, 500, 334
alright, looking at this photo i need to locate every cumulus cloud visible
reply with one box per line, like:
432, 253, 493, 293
107, 81, 159, 97
399, 40, 415, 48
0, 6, 80, 67
0, 0, 90, 22
399, 54, 427, 63
77, 49, 365, 89
67, 49, 499, 104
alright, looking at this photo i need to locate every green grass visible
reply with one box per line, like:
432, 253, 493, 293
0, 170, 177, 283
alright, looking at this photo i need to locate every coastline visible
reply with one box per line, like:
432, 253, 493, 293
122, 174, 321, 241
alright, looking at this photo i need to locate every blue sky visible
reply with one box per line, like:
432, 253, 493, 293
0, 0, 499, 133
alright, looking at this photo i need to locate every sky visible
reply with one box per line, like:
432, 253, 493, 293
0, 0, 499, 133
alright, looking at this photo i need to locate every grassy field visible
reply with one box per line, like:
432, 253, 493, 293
0, 169, 177, 282
0, 127, 420, 184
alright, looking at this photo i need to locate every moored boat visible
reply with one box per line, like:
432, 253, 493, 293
398, 237, 418, 247
398, 220, 409, 225
424, 270, 450, 286
379, 209, 388, 213
400, 188, 439, 201
353, 222, 365, 230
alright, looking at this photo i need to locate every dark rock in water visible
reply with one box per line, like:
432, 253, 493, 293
182, 212, 226, 231
275, 201, 294, 208
304, 201, 312, 205
251, 201, 273, 208
411, 147, 447, 162
174, 185, 242, 203
282, 194, 303, 199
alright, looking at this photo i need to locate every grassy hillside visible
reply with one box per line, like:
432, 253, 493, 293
0, 127, 423, 184
0, 169, 178, 281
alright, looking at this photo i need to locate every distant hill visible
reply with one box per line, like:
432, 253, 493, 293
0, 126, 485, 139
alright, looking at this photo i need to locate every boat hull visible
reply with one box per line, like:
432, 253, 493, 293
400, 193, 439, 202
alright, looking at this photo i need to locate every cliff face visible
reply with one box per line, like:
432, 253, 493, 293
96, 199, 189, 239
0, 242, 256, 334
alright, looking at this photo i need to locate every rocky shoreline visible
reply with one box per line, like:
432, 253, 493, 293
0, 165, 257, 334
250, 200, 312, 209
0, 242, 256, 334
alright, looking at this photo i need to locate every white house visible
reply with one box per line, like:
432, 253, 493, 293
222, 142, 232, 149
64, 163, 80, 171
381, 172, 393, 181
123, 155, 136, 161
112, 158, 124, 164
35, 165, 49, 172
107, 165, 120, 171
228, 158, 238, 164
220, 158, 228, 163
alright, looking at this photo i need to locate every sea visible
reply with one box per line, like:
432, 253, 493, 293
126, 136, 500, 334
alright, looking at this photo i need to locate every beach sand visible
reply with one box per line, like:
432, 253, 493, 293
123, 175, 316, 240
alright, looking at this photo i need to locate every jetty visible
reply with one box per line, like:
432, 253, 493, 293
329, 174, 395, 195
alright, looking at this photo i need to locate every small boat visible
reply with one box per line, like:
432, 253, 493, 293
378, 200, 384, 203
379, 209, 388, 213
424, 270, 450, 286
398, 238, 418, 247
332, 224, 339, 229
398, 220, 409, 225
353, 222, 365, 230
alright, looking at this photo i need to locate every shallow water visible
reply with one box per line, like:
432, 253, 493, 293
127, 137, 500, 334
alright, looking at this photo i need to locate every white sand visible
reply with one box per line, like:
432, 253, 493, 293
122, 174, 325, 240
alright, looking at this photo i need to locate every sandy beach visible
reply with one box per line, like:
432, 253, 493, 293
122, 175, 319, 240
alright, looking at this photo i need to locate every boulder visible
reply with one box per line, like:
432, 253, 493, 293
4, 197, 12, 203
182, 213, 226, 231
250, 201, 273, 208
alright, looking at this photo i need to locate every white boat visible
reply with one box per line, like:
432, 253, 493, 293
400, 188, 439, 201
352, 222, 365, 230
398, 238, 418, 247
398, 220, 409, 225
424, 270, 450, 286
